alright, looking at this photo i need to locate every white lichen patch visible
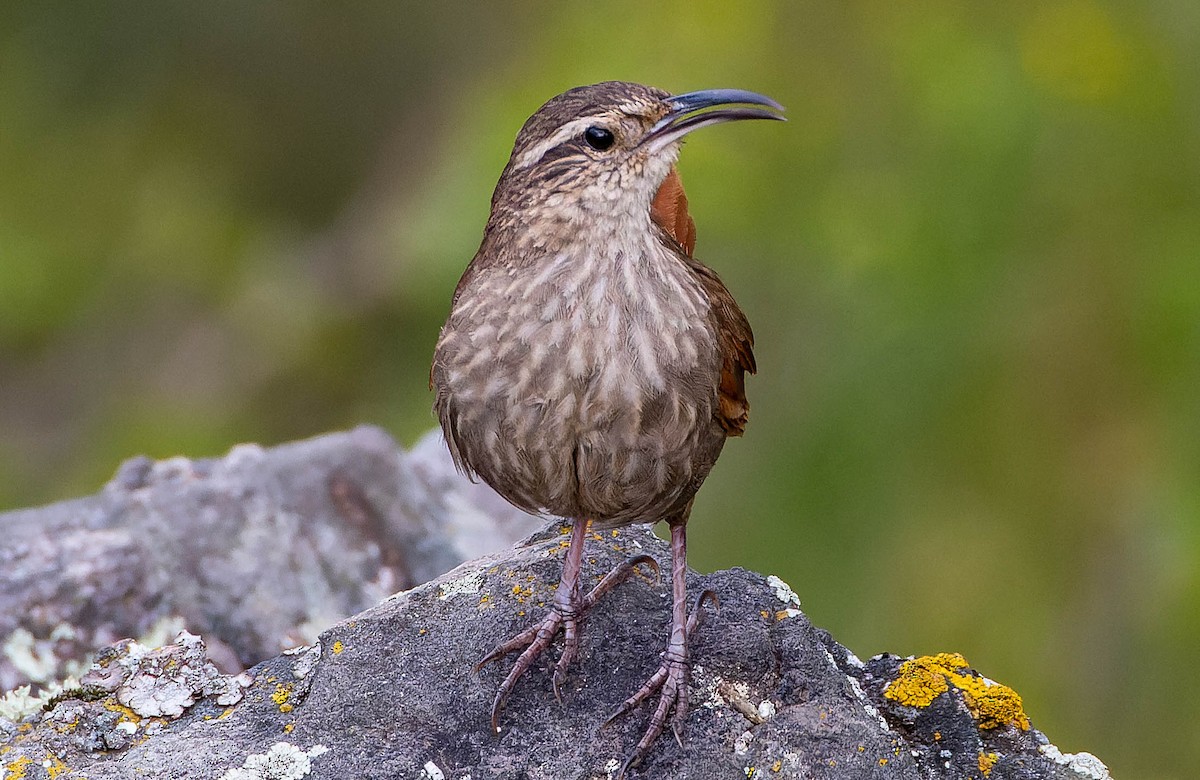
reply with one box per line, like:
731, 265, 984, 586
604, 758, 621, 777
118, 632, 249, 716
219, 742, 329, 780
121, 674, 195, 717
2, 627, 59, 683
757, 699, 777, 720
734, 730, 754, 755
823, 646, 890, 734
286, 642, 322, 680
765, 575, 802, 618
0, 685, 48, 722
1039, 744, 1111, 780
0, 674, 80, 724
419, 760, 446, 780
437, 571, 484, 600
49, 624, 77, 642
81, 631, 250, 718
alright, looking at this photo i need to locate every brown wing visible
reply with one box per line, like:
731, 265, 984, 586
692, 261, 756, 435
651, 167, 756, 436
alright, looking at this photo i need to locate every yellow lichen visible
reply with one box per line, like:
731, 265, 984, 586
510, 583, 534, 604
271, 682, 295, 713
884, 654, 1030, 731
978, 751, 999, 776
957, 674, 1030, 730
283, 723, 295, 734
49, 714, 79, 735
884, 653, 962, 707
5, 756, 32, 780
332, 640, 345, 655
103, 700, 141, 726
45, 755, 69, 778
771, 759, 782, 772
879, 758, 889, 766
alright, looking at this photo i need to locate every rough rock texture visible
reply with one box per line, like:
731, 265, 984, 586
0, 430, 1110, 779
0, 426, 540, 691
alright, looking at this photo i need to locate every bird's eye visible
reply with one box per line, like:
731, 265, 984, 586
583, 126, 615, 151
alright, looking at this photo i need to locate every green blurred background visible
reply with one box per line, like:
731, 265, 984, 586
1, 2, 1196, 776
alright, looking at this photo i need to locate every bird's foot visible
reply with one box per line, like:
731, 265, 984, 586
475, 553, 659, 733
604, 590, 719, 779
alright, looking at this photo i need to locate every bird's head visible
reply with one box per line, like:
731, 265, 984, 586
487, 81, 784, 250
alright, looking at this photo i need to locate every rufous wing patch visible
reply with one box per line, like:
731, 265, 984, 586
650, 166, 697, 257
652, 167, 755, 436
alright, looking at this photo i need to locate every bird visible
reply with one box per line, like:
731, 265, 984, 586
430, 81, 783, 774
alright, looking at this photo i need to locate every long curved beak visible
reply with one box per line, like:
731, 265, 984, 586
644, 88, 785, 152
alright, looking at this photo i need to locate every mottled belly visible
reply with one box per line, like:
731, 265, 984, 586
434, 298, 724, 525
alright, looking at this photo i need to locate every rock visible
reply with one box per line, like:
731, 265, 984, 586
0, 430, 1110, 778
1, 524, 1108, 779
0, 426, 542, 692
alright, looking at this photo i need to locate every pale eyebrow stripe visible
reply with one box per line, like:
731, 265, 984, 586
514, 116, 604, 169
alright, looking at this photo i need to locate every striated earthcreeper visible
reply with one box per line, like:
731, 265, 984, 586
431, 81, 783, 774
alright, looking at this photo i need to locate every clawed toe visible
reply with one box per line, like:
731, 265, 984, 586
606, 587, 718, 777
474, 518, 712, 778
610, 660, 690, 779
583, 554, 660, 609
476, 523, 658, 734
481, 608, 568, 732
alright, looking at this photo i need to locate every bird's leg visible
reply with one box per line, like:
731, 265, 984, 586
476, 516, 658, 733
605, 521, 717, 777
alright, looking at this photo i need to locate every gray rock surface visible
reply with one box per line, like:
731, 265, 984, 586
0, 430, 1110, 779
0, 426, 540, 691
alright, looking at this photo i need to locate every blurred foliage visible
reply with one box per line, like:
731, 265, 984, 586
1, 2, 1197, 776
